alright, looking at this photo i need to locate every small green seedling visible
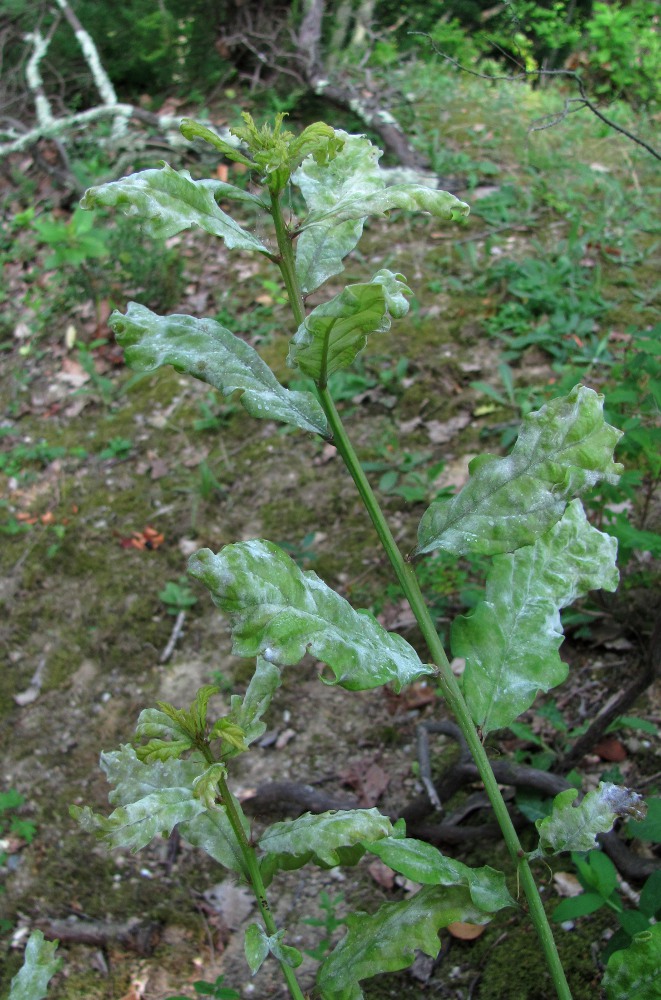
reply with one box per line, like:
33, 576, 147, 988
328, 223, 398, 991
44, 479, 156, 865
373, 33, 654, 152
32, 207, 110, 270
1, 790, 37, 937
302, 892, 347, 960
166, 974, 240, 999
555, 853, 661, 960
97, 436, 133, 461
0, 789, 36, 865
159, 578, 198, 615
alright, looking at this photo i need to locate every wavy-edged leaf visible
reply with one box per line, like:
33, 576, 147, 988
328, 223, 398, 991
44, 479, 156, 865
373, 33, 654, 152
455, 501, 619, 734
72, 789, 205, 852
179, 118, 255, 168
317, 885, 504, 998
364, 838, 513, 912
260, 809, 392, 870
135, 707, 191, 742
178, 800, 249, 876
72, 745, 248, 874
208, 719, 249, 753
417, 385, 623, 557
227, 656, 282, 748
135, 738, 193, 763
293, 132, 468, 294
349, 184, 469, 223
192, 763, 228, 810
110, 303, 328, 438
8, 931, 62, 1000
293, 133, 380, 294
188, 540, 434, 692
196, 177, 266, 208
287, 270, 410, 382
534, 783, 647, 857
81, 163, 269, 252
603, 925, 661, 1000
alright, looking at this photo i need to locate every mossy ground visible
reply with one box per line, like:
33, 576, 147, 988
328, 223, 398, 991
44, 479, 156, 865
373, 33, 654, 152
1, 70, 659, 999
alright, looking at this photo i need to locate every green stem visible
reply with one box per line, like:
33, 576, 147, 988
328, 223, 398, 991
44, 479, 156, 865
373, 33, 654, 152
270, 191, 306, 327
270, 191, 572, 1000
319, 387, 572, 1000
207, 752, 306, 1000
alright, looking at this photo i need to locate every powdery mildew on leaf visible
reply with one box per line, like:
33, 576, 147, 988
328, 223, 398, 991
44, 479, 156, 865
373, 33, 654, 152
71, 746, 249, 873
260, 809, 393, 867
364, 837, 513, 912
110, 303, 328, 438
227, 656, 282, 748
603, 924, 661, 1000
72, 789, 205, 853
455, 501, 619, 733
81, 163, 269, 251
535, 782, 647, 856
417, 385, 623, 557
287, 270, 411, 381
8, 930, 61, 1000
293, 132, 468, 294
188, 540, 434, 692
317, 884, 506, 999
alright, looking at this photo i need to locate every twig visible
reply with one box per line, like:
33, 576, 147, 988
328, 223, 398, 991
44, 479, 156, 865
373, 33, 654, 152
246, 721, 660, 882
560, 619, 661, 770
159, 610, 186, 664
37, 916, 161, 955
14, 655, 48, 706
410, 34, 660, 162
417, 720, 462, 811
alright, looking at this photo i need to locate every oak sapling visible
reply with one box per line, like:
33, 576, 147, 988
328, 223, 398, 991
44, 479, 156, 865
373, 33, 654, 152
55, 113, 650, 1000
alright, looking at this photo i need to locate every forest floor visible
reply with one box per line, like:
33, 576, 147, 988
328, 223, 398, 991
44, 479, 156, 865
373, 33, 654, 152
1, 73, 660, 1000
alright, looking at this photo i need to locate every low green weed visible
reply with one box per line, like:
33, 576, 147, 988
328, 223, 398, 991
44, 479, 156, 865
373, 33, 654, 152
471, 362, 543, 442
0, 790, 36, 862
362, 447, 446, 503
554, 809, 661, 963
509, 703, 658, 775
174, 460, 227, 532
32, 208, 110, 271
10, 205, 184, 351
595, 325, 661, 571
1, 790, 37, 936
193, 392, 237, 433
166, 975, 240, 999
0, 437, 87, 483
302, 892, 347, 961
482, 239, 608, 367
97, 436, 133, 461
159, 578, 199, 616
11, 113, 654, 1000
75, 339, 119, 406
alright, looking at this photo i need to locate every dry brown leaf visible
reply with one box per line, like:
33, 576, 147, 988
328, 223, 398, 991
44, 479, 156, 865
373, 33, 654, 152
447, 922, 485, 940
553, 871, 583, 898
368, 859, 395, 890
149, 458, 169, 481
594, 737, 627, 762
340, 760, 390, 807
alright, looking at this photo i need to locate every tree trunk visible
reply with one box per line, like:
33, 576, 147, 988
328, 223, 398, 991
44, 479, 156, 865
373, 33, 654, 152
296, 0, 429, 169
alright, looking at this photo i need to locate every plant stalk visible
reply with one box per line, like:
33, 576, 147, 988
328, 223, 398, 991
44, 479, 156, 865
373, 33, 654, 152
318, 385, 573, 1000
206, 750, 306, 1000
270, 190, 307, 326
271, 193, 573, 1000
